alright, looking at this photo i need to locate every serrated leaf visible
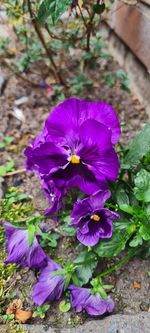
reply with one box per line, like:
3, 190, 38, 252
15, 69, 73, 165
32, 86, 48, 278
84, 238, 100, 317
95, 231, 129, 257
134, 169, 150, 203
72, 251, 97, 287
139, 224, 150, 241
119, 204, 134, 215
116, 188, 129, 207
123, 125, 150, 168
129, 234, 143, 247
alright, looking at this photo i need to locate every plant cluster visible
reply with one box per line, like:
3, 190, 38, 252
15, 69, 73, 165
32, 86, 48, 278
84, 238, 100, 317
2, 98, 150, 318
0, 0, 129, 97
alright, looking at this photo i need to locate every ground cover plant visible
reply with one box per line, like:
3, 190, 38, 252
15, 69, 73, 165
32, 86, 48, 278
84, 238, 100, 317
0, 0, 150, 329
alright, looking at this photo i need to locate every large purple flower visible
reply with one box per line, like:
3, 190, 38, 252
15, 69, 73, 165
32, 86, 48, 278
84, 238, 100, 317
69, 285, 114, 316
4, 222, 47, 269
33, 259, 65, 305
25, 98, 120, 195
71, 190, 119, 246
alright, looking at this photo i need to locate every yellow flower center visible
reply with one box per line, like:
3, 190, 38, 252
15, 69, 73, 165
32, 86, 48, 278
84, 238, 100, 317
91, 214, 101, 222
70, 154, 80, 164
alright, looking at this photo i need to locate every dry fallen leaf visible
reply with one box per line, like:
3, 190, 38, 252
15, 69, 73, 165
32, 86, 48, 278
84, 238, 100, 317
132, 281, 141, 289
15, 309, 32, 323
6, 299, 22, 315
6, 299, 32, 323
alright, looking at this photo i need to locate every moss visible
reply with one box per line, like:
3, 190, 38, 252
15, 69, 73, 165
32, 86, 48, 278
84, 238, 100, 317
0, 251, 17, 312
5, 322, 28, 333
0, 187, 34, 224
0, 187, 34, 314
67, 315, 84, 327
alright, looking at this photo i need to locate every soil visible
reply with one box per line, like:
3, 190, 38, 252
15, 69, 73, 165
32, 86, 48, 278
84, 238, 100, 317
0, 10, 150, 331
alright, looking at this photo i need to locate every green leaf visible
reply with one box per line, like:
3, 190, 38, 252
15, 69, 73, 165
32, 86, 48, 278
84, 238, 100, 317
28, 224, 36, 246
114, 219, 132, 231
123, 125, 150, 168
41, 232, 59, 248
134, 169, 150, 203
92, 3, 105, 14
119, 204, 134, 215
0, 160, 15, 176
38, 0, 70, 25
72, 251, 97, 287
59, 300, 71, 313
95, 231, 129, 257
3, 136, 14, 144
0, 142, 5, 148
0, 165, 7, 176
116, 188, 129, 207
139, 224, 150, 241
129, 234, 143, 247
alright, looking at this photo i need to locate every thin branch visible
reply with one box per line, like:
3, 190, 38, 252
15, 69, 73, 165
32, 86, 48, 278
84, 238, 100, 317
1, 58, 39, 87
2, 168, 26, 177
45, 23, 68, 42
86, 0, 101, 52
77, 4, 88, 29
27, 0, 66, 86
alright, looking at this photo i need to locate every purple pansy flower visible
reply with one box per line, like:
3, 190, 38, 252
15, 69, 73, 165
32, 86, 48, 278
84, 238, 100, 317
71, 190, 119, 246
33, 259, 65, 305
69, 285, 114, 316
25, 98, 120, 195
4, 222, 47, 269
42, 180, 65, 216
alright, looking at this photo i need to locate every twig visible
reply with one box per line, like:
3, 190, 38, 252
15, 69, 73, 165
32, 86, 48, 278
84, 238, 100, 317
1, 58, 39, 87
45, 23, 68, 42
86, 0, 100, 52
27, 0, 66, 86
77, 4, 88, 29
2, 168, 26, 177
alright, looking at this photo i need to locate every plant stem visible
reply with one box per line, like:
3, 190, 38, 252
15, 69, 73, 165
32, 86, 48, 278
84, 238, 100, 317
77, 4, 88, 29
27, 0, 66, 86
86, 0, 100, 52
96, 249, 138, 279
2, 168, 26, 177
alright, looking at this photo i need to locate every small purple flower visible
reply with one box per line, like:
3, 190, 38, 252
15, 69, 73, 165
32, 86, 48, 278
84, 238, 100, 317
69, 285, 114, 316
33, 259, 65, 305
42, 180, 65, 216
25, 98, 120, 195
4, 222, 47, 269
71, 190, 119, 246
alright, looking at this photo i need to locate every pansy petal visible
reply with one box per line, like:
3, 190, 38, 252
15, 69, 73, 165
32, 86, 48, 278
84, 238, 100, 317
46, 98, 120, 144
85, 294, 114, 316
79, 119, 119, 182
25, 142, 68, 175
77, 227, 100, 246
88, 190, 111, 210
98, 219, 113, 239
4, 223, 47, 269
69, 285, 90, 312
33, 275, 64, 305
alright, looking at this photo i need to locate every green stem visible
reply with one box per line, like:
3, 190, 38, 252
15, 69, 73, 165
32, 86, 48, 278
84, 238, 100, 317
16, 211, 70, 223
96, 249, 138, 279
